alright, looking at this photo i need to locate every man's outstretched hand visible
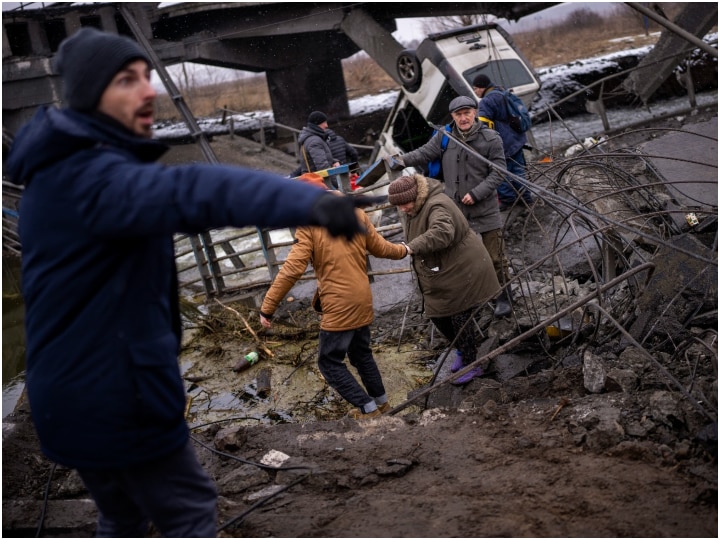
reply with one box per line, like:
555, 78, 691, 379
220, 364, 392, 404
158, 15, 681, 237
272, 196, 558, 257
309, 192, 387, 240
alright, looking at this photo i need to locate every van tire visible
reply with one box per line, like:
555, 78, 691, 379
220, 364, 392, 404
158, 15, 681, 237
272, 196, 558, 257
396, 49, 422, 92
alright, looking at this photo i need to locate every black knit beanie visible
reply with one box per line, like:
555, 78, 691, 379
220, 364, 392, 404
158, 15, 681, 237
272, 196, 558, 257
54, 27, 151, 111
308, 111, 328, 125
472, 74, 492, 89
388, 175, 418, 206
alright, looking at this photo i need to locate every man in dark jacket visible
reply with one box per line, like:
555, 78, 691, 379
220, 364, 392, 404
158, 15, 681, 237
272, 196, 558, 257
326, 128, 359, 166
5, 28, 373, 538
290, 124, 358, 181
385, 96, 513, 318
472, 74, 534, 211
298, 110, 339, 174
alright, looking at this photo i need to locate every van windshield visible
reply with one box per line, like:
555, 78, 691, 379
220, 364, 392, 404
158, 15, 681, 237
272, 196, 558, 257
427, 58, 537, 129
464, 59, 536, 91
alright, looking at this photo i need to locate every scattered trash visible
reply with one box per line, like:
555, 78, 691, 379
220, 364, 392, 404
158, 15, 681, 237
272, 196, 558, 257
546, 319, 574, 339
260, 449, 290, 467
233, 351, 259, 372
564, 136, 600, 156
256, 367, 272, 398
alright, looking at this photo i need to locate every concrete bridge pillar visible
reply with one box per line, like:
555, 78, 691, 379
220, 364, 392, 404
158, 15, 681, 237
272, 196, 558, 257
97, 7, 119, 34
63, 12, 83, 35
27, 20, 51, 56
266, 57, 350, 130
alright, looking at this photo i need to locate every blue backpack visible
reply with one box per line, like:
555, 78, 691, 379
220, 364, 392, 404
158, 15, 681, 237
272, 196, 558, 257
501, 90, 532, 133
426, 124, 451, 180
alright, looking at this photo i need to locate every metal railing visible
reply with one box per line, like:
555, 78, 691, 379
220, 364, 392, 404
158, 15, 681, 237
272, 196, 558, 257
218, 107, 375, 167
2, 181, 22, 257
171, 160, 408, 299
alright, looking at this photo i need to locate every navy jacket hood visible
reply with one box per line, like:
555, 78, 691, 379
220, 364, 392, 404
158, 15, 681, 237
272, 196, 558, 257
6, 106, 167, 186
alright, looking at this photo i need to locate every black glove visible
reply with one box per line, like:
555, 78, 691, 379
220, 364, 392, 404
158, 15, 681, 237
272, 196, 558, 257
309, 193, 386, 240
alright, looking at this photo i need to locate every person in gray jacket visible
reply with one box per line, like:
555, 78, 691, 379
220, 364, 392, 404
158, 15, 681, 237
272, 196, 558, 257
291, 125, 358, 182
298, 111, 339, 174
386, 95, 513, 318
387, 174, 500, 384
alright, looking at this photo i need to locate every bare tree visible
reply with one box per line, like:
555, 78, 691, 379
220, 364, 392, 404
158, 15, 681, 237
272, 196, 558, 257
421, 14, 491, 35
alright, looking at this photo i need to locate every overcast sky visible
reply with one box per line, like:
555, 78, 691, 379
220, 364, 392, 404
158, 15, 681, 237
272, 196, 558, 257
393, 2, 618, 42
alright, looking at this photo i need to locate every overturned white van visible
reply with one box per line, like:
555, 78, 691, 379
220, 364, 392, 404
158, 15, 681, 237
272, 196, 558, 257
362, 22, 541, 187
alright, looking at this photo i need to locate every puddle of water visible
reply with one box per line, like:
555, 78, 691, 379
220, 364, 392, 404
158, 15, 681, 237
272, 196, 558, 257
181, 331, 433, 430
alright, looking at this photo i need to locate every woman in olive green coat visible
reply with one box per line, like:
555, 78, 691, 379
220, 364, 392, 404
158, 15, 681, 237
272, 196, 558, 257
388, 173, 500, 384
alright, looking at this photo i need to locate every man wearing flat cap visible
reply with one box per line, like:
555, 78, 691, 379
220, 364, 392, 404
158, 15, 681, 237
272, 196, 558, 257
384, 95, 514, 318
6, 27, 377, 537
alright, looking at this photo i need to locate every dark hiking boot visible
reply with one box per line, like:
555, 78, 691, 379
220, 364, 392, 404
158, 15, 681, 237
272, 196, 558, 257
494, 290, 512, 318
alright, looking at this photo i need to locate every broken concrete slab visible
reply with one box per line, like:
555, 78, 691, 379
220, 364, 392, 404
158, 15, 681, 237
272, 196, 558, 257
492, 353, 538, 383
640, 116, 717, 228
628, 233, 718, 343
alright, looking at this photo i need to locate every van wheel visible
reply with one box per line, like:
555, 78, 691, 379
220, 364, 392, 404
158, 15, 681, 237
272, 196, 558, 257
396, 49, 422, 92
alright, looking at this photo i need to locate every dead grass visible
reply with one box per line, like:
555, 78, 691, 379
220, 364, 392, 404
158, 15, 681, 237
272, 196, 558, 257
514, 3, 686, 68
155, 74, 270, 122
154, 4, 692, 121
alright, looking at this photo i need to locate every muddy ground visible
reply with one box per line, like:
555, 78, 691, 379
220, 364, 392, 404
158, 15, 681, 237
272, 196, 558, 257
2, 107, 718, 538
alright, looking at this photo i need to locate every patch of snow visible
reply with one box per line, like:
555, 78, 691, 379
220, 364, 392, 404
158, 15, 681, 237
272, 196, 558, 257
531, 90, 717, 154
152, 91, 400, 140
608, 31, 661, 43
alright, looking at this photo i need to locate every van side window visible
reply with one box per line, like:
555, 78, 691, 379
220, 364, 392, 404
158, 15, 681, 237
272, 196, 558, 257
392, 103, 433, 152
427, 83, 458, 127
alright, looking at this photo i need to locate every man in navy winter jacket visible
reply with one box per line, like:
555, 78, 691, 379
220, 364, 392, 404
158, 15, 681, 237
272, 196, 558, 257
473, 74, 535, 210
5, 27, 373, 538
